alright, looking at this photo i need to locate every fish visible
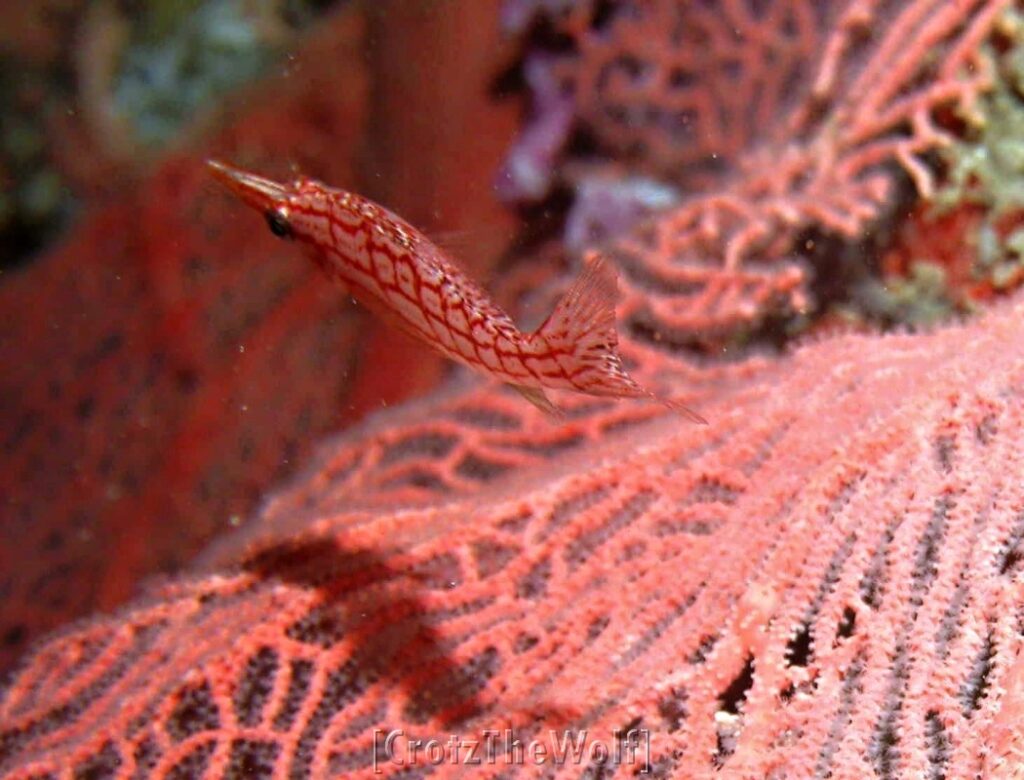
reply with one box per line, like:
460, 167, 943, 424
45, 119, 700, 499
207, 160, 706, 423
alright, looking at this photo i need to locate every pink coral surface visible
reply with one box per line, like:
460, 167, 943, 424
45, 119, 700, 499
2, 285, 1024, 777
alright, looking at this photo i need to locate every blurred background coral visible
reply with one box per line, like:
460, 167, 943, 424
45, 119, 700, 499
0, 0, 523, 671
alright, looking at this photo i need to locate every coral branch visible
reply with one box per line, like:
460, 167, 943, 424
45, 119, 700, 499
503, 0, 1009, 337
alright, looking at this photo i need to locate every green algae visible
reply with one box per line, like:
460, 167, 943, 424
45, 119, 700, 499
0, 64, 76, 270
0, 0, 337, 271
112, 0, 289, 148
829, 8, 1024, 331
929, 8, 1024, 293
852, 261, 961, 330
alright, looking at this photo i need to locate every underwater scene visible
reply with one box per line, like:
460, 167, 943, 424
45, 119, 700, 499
1, 0, 1023, 777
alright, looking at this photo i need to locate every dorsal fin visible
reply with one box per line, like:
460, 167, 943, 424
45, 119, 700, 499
533, 252, 706, 424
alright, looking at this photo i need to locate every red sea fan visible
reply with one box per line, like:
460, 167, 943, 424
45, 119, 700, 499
2, 285, 1024, 777
0, 11, 373, 675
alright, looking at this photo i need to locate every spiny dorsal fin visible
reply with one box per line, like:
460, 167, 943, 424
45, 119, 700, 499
535, 252, 706, 424
534, 252, 619, 351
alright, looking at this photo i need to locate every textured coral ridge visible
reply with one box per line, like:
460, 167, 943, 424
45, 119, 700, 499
3, 293, 1024, 777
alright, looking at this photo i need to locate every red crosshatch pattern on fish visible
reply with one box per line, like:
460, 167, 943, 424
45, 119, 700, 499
207, 160, 705, 423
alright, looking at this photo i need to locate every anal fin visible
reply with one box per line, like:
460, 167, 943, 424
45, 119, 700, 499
509, 384, 564, 418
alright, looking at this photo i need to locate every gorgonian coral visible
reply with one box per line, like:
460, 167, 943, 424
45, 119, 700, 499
503, 0, 1008, 338
2, 279, 1024, 778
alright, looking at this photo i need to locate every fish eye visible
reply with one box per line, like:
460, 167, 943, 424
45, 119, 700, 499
264, 209, 292, 239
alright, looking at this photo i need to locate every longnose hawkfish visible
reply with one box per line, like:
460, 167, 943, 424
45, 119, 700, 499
207, 160, 705, 423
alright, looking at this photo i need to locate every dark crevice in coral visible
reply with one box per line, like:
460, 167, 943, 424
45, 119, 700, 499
471, 539, 519, 579
272, 660, 314, 732
166, 681, 220, 743
590, 0, 618, 33
860, 516, 900, 609
975, 413, 998, 445
516, 557, 551, 600
166, 740, 216, 780
519, 12, 579, 58
564, 490, 656, 569
449, 405, 522, 431
291, 662, 366, 776
489, 56, 527, 99
132, 737, 161, 776
72, 740, 122, 780
788, 531, 857, 668
802, 225, 881, 316
960, 629, 995, 717
233, 647, 279, 726
403, 646, 501, 727
378, 432, 459, 468
513, 632, 539, 654
678, 477, 741, 507
587, 615, 611, 643
658, 687, 689, 732
816, 652, 865, 777
870, 641, 909, 780
802, 169, 920, 323
454, 453, 510, 482
226, 739, 280, 780
997, 511, 1024, 576
286, 604, 348, 648
409, 552, 463, 591
785, 623, 812, 668
933, 434, 956, 474
544, 485, 612, 535
688, 633, 719, 665
717, 655, 755, 716
837, 606, 857, 640
380, 468, 449, 493
925, 710, 949, 780
912, 495, 953, 601
936, 571, 969, 659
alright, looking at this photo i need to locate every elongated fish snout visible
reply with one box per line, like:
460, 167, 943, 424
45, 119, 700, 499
206, 159, 289, 213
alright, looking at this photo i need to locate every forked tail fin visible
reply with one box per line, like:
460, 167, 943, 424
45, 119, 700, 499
533, 252, 706, 424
